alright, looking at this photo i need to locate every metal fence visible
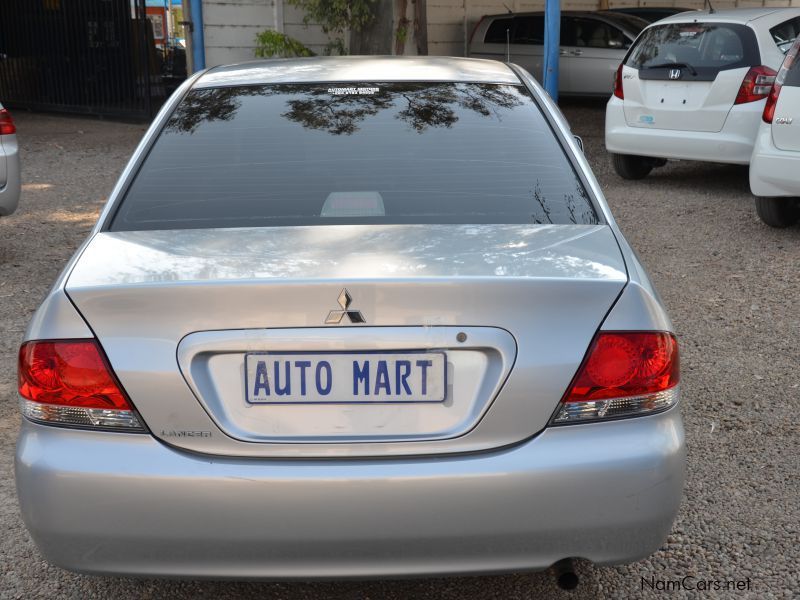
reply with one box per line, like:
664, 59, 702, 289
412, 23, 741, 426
0, 0, 183, 120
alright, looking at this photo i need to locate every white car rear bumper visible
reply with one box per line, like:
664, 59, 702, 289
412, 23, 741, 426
749, 123, 800, 197
605, 97, 763, 165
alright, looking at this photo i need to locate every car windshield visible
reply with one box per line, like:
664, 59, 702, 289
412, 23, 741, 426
110, 82, 599, 231
626, 22, 759, 71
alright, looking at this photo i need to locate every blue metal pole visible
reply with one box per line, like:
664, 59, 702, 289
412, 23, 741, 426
543, 0, 560, 101
190, 0, 206, 71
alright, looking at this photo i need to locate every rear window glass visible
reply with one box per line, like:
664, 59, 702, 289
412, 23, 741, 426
484, 18, 513, 44
512, 16, 544, 45
782, 40, 800, 87
771, 16, 800, 54
626, 22, 759, 73
111, 82, 598, 231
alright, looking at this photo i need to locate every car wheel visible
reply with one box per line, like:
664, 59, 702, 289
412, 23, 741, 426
754, 197, 800, 228
611, 154, 653, 180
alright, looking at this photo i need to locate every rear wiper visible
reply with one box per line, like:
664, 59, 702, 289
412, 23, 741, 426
645, 62, 698, 76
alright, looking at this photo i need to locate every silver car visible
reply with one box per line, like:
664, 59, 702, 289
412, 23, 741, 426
15, 57, 685, 582
0, 101, 20, 216
468, 11, 649, 96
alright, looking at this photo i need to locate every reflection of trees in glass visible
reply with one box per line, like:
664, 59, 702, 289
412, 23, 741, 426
164, 87, 264, 134
165, 83, 525, 136
629, 25, 709, 67
530, 179, 598, 225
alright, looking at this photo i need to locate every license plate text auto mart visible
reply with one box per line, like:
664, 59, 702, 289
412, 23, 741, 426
245, 352, 447, 404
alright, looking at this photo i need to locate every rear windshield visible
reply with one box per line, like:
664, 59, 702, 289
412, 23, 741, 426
111, 82, 598, 231
625, 22, 760, 74
771, 16, 800, 54
782, 40, 800, 87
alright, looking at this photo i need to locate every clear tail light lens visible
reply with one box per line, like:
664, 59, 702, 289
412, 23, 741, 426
0, 108, 16, 135
18, 340, 145, 431
735, 66, 777, 105
613, 63, 624, 99
551, 331, 679, 424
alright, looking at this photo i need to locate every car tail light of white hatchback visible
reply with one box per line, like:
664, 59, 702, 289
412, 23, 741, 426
606, 8, 800, 180
15, 56, 685, 583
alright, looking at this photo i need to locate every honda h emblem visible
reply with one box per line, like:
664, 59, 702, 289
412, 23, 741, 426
325, 288, 366, 324
669, 69, 681, 80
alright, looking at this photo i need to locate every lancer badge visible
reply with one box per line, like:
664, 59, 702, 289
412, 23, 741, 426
668, 69, 681, 80
325, 288, 366, 324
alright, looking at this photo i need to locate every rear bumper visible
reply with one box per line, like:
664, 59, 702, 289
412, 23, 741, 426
605, 97, 762, 165
15, 409, 685, 579
749, 123, 800, 197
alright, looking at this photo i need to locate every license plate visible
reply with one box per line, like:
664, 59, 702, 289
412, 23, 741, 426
245, 351, 447, 404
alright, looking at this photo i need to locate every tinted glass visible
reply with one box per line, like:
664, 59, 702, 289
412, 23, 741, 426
484, 18, 513, 43
771, 16, 800, 54
111, 83, 598, 231
626, 23, 759, 72
512, 16, 544, 45
602, 13, 648, 35
781, 40, 800, 87
573, 18, 628, 49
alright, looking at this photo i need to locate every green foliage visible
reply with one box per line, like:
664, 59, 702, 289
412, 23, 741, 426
254, 30, 315, 59
286, 0, 377, 55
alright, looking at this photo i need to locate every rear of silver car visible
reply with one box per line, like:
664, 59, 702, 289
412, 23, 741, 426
0, 102, 21, 216
15, 57, 684, 579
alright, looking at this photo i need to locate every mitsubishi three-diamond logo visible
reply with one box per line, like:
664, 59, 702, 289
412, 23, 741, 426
325, 288, 366, 324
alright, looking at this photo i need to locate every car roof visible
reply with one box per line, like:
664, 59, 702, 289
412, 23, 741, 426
196, 56, 521, 88
654, 8, 796, 25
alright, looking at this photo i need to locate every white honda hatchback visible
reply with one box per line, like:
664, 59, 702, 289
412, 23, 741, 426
749, 37, 800, 227
606, 8, 800, 179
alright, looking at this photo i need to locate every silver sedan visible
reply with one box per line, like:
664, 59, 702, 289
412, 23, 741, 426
0, 102, 20, 216
15, 57, 684, 584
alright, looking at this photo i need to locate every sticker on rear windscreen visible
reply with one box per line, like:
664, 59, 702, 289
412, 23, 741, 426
327, 87, 380, 95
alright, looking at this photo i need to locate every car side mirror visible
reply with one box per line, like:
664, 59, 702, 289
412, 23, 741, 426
574, 135, 584, 152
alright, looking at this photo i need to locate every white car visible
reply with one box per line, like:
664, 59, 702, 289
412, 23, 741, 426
0, 101, 20, 216
606, 8, 800, 179
749, 37, 800, 227
469, 11, 649, 97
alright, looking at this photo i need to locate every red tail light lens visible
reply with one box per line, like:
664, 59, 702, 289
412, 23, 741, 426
762, 83, 782, 123
0, 108, 16, 135
735, 66, 777, 105
613, 64, 624, 99
18, 340, 144, 430
552, 331, 679, 424
763, 44, 798, 123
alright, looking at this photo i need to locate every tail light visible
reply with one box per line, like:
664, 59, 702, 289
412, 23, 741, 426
18, 340, 145, 431
763, 44, 799, 123
0, 108, 16, 135
763, 82, 783, 123
551, 331, 679, 424
734, 66, 777, 105
613, 63, 624, 99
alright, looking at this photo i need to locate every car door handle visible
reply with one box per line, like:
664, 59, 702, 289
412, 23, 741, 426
571, 50, 583, 56
559, 49, 569, 56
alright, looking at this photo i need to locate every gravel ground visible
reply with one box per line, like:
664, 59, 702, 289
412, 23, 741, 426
1, 103, 798, 599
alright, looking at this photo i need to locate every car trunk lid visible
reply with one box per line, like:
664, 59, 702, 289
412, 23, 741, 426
65, 224, 628, 458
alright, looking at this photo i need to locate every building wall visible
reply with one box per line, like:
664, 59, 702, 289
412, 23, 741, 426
202, 0, 335, 67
